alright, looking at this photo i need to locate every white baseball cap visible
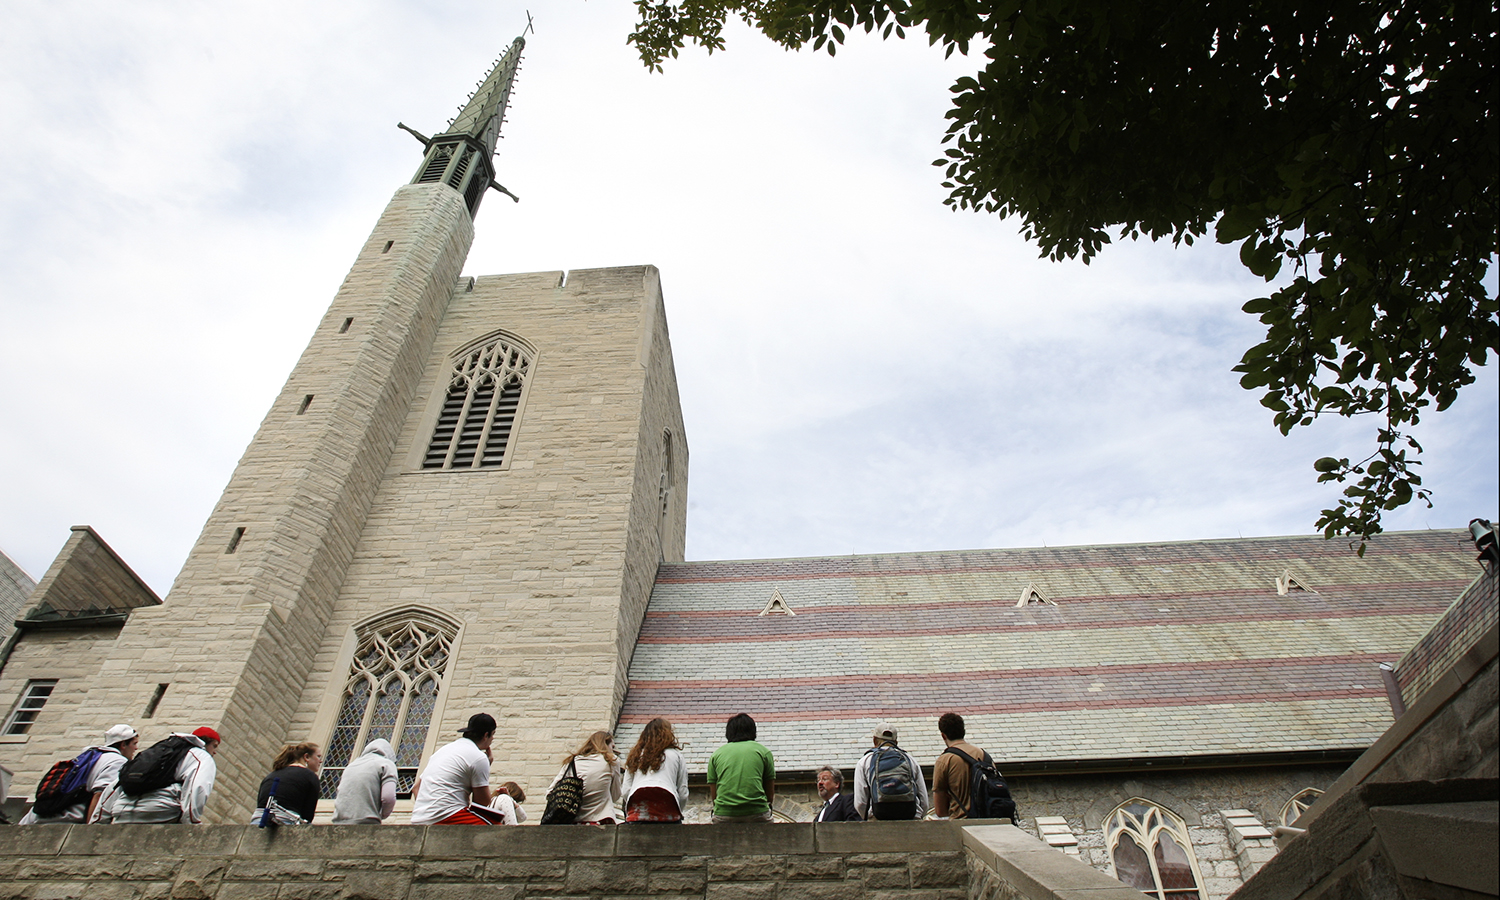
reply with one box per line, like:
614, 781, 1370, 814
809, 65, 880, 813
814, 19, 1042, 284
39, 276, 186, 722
102, 724, 138, 746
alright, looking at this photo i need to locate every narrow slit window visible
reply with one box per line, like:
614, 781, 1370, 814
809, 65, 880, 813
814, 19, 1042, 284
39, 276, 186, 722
143, 683, 169, 718
382, 240, 394, 253
226, 527, 245, 554
298, 394, 314, 415
423, 334, 533, 470
339, 317, 353, 334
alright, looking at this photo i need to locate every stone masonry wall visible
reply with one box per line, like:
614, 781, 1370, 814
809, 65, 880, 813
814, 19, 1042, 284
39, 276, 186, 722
285, 264, 688, 795
50, 183, 475, 824
0, 626, 122, 807
0, 822, 976, 900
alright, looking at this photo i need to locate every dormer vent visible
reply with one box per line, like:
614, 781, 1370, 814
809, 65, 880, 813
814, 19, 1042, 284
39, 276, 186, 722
1275, 570, 1316, 595
1016, 583, 1055, 607
758, 588, 795, 616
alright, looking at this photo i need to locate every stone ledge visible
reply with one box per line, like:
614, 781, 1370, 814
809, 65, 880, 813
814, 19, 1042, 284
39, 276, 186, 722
961, 825, 1147, 900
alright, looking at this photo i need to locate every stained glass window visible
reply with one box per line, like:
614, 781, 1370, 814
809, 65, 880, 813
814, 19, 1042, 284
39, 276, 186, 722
319, 610, 459, 798
1106, 799, 1206, 900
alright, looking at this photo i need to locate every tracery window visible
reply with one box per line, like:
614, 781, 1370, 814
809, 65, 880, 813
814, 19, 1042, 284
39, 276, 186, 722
320, 610, 458, 797
1281, 788, 1324, 827
1106, 799, 1206, 900
423, 333, 534, 469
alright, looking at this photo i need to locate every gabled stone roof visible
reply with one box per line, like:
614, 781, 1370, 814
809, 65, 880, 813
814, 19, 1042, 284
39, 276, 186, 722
617, 530, 1480, 773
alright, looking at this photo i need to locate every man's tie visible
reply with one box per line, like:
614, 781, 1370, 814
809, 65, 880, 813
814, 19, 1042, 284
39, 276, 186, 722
819, 799, 831, 822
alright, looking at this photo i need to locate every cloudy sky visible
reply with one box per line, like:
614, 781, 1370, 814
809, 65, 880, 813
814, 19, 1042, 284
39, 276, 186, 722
2, 2, 1495, 595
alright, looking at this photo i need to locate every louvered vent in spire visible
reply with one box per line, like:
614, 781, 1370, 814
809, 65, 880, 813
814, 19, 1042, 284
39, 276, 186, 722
406, 36, 525, 218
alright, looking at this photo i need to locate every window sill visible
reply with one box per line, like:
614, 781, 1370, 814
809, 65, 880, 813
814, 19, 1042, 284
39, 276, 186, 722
0, 734, 31, 744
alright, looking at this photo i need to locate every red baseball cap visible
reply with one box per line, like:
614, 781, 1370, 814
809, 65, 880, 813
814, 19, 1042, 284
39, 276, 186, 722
192, 726, 222, 743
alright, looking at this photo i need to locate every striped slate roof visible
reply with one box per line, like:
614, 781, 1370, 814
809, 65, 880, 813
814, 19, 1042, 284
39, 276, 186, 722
616, 530, 1480, 773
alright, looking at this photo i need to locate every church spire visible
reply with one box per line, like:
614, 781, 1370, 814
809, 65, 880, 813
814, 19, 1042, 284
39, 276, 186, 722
399, 36, 525, 218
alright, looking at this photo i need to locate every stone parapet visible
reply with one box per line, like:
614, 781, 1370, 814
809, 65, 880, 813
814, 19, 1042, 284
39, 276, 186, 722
0, 820, 1139, 900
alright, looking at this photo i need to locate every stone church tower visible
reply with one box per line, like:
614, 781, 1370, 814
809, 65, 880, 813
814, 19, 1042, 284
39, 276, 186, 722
63, 36, 687, 821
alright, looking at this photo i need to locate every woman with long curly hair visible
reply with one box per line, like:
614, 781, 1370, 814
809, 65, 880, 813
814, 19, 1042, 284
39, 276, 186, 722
621, 717, 688, 823
253, 741, 322, 824
546, 731, 622, 824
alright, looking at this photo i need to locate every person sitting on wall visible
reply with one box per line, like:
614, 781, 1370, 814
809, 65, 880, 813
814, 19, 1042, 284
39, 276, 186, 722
853, 722, 929, 821
706, 713, 776, 824
932, 712, 989, 820
548, 731, 623, 825
410, 713, 496, 825
252, 742, 324, 825
621, 717, 689, 823
331, 738, 399, 824
813, 765, 858, 822
20, 724, 139, 825
110, 727, 220, 825
487, 780, 528, 824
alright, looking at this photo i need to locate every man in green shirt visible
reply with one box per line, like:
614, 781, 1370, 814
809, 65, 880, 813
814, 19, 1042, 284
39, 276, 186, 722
706, 713, 775, 823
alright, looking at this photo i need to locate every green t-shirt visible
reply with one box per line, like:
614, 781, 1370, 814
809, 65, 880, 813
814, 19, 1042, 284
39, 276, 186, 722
706, 740, 775, 817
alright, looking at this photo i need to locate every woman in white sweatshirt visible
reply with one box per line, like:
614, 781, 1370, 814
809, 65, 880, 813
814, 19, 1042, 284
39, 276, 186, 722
620, 717, 689, 823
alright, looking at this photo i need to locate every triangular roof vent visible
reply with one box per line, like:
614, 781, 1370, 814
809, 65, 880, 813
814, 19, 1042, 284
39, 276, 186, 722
759, 588, 795, 616
1275, 570, 1316, 596
1016, 583, 1055, 607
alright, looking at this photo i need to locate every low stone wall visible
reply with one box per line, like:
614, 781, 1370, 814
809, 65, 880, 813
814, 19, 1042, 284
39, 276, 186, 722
0, 821, 973, 900
0, 820, 1146, 900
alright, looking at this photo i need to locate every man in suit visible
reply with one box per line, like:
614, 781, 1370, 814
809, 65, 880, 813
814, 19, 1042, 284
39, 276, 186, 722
813, 765, 858, 821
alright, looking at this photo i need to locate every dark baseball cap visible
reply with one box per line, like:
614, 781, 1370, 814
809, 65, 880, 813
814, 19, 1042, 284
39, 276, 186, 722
459, 713, 497, 735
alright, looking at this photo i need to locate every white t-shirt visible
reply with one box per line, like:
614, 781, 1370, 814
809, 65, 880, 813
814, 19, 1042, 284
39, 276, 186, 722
410, 738, 490, 825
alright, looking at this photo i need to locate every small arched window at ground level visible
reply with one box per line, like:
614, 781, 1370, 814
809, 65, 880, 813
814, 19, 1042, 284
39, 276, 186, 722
1107, 799, 1206, 900
320, 609, 459, 798
1282, 788, 1325, 827
423, 333, 534, 470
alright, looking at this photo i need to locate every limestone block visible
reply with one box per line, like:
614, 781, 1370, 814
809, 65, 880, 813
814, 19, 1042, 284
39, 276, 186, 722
648, 868, 708, 893
411, 860, 481, 882
783, 856, 845, 880
58, 825, 243, 859
854, 865, 910, 888
224, 859, 322, 881
708, 855, 787, 881
816, 822, 963, 854
418, 823, 613, 859
776, 882, 867, 900
216, 885, 279, 900
565, 857, 648, 893
910, 852, 966, 887
170, 858, 227, 900
480, 859, 566, 881
707, 884, 774, 900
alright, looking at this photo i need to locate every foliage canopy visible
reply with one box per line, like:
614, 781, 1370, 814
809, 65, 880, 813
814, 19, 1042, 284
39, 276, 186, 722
629, 0, 1499, 549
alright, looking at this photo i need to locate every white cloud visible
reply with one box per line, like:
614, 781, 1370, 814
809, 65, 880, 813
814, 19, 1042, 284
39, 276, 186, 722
1, 2, 1493, 591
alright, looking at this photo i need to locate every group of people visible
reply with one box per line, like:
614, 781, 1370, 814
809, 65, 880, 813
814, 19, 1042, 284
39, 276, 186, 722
19, 724, 221, 825
400, 710, 1002, 826
18, 709, 1003, 827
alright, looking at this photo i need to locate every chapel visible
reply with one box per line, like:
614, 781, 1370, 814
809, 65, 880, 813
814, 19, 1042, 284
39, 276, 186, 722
0, 35, 1493, 900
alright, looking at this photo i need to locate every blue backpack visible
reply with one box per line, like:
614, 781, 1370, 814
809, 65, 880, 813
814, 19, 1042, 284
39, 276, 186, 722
31, 747, 106, 818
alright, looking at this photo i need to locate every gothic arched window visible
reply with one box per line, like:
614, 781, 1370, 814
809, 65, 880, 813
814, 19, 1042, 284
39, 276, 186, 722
320, 609, 459, 797
423, 333, 534, 470
1281, 788, 1324, 827
1106, 799, 1206, 900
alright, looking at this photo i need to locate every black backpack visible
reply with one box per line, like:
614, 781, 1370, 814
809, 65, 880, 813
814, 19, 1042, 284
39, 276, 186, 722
117, 735, 194, 797
942, 746, 1017, 821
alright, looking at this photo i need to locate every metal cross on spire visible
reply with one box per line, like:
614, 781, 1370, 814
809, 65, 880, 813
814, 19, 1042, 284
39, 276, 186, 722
397, 34, 526, 219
